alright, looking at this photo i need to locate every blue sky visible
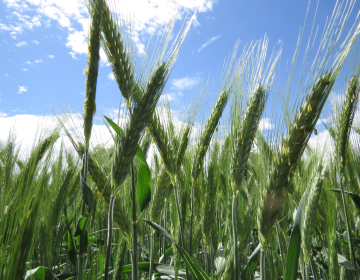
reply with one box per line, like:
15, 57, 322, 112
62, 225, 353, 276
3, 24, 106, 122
0, 0, 359, 152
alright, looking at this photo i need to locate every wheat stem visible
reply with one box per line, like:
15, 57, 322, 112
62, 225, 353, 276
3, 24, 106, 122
131, 163, 138, 280
232, 193, 238, 280
104, 195, 115, 280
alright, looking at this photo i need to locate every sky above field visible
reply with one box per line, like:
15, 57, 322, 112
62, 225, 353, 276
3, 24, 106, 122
0, 0, 359, 155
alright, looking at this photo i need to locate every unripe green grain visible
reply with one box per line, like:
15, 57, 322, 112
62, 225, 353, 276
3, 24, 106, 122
148, 114, 175, 176
202, 164, 217, 248
101, 4, 139, 102
150, 169, 172, 223
335, 75, 359, 173
192, 90, 230, 181
83, 0, 104, 149
302, 167, 325, 265
231, 84, 266, 190
112, 63, 166, 189
258, 71, 332, 248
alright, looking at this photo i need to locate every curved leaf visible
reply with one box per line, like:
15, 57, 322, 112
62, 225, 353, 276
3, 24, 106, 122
284, 183, 311, 279
105, 115, 151, 212
330, 189, 360, 215
144, 219, 210, 280
104, 116, 124, 137
25, 267, 57, 280
137, 161, 151, 212
241, 243, 262, 280
80, 176, 94, 211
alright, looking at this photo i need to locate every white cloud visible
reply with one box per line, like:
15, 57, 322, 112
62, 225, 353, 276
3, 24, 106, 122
3, 0, 215, 60
108, 72, 115, 80
69, 51, 77, 59
308, 130, 333, 151
35, 59, 43, 63
22, 68, 28, 71
0, 112, 7, 117
172, 76, 200, 90
259, 118, 274, 131
0, 113, 115, 158
15, 41, 28, 47
65, 29, 87, 56
277, 39, 284, 44
198, 35, 220, 52
18, 85, 28, 94
47, 55, 55, 58
159, 93, 177, 102
26, 61, 33, 65
32, 39, 40, 44
0, 23, 11, 31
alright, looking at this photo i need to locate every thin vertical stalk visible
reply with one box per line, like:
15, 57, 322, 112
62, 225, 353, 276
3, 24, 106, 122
275, 222, 284, 272
260, 249, 266, 280
149, 231, 154, 280
173, 184, 189, 279
104, 196, 115, 280
173, 185, 185, 248
310, 255, 318, 280
339, 176, 357, 275
163, 204, 167, 265
78, 151, 88, 280
304, 264, 310, 280
159, 210, 162, 261
218, 201, 221, 237
81, 150, 88, 216
189, 185, 194, 256
131, 163, 138, 280
232, 194, 238, 280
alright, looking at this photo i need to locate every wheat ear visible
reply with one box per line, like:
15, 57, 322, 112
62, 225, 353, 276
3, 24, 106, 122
18, 132, 59, 196
112, 63, 166, 189
334, 74, 360, 272
302, 166, 325, 265
258, 71, 332, 248
202, 162, 217, 248
192, 89, 230, 182
335, 75, 360, 173
231, 84, 266, 189
150, 169, 172, 223
101, 3, 139, 102
148, 114, 175, 176
83, 0, 103, 149
175, 125, 191, 171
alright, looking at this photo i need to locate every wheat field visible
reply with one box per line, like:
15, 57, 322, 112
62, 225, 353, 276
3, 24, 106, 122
1, 0, 360, 279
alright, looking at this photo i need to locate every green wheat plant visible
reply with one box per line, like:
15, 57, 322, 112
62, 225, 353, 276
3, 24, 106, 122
2, 1, 360, 280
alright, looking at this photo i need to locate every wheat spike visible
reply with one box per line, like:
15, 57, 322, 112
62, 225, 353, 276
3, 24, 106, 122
18, 132, 59, 197
231, 84, 266, 189
202, 163, 217, 248
83, 0, 104, 149
148, 113, 175, 176
175, 125, 191, 171
302, 166, 325, 265
192, 89, 230, 181
112, 63, 166, 189
335, 75, 360, 173
150, 169, 172, 223
258, 71, 332, 248
101, 3, 139, 102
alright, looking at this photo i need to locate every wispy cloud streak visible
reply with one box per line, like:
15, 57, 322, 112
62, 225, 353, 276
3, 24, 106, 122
198, 35, 220, 52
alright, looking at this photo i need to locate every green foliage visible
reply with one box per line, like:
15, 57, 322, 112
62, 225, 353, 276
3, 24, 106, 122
1, 1, 360, 279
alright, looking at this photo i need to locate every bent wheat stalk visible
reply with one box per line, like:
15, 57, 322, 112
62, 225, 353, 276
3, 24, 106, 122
335, 74, 360, 273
